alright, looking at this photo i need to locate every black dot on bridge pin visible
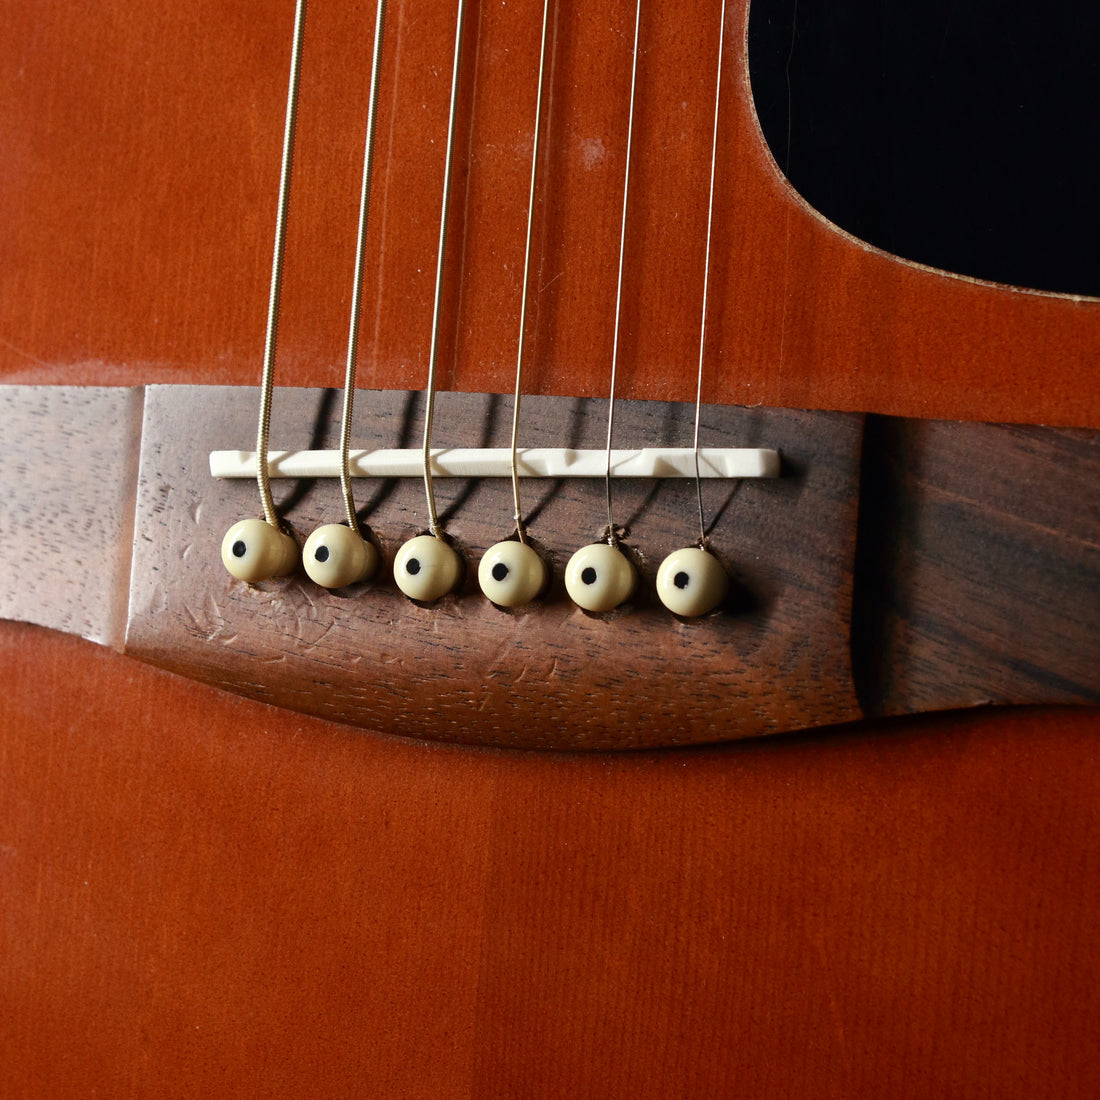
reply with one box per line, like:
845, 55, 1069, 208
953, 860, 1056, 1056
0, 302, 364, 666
406, 558, 421, 576
674, 571, 690, 589
232, 540, 247, 558
581, 567, 598, 585
314, 545, 330, 563
491, 562, 509, 582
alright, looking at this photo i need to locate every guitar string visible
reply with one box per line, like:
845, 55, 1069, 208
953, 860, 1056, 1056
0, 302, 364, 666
256, 0, 307, 529
509, 0, 552, 546
604, 0, 643, 546
692, 0, 727, 547
338, 0, 388, 532
422, 0, 468, 539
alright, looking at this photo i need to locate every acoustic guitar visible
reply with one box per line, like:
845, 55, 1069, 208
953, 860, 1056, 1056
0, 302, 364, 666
2, 1, 1097, 1096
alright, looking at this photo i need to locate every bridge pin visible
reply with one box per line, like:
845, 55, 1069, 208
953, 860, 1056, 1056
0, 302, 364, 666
303, 523, 378, 589
394, 534, 462, 602
221, 518, 298, 583
478, 541, 547, 608
656, 546, 728, 617
564, 542, 636, 613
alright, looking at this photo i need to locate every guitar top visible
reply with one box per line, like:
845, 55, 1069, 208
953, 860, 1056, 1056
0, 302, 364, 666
1, 0, 1097, 1095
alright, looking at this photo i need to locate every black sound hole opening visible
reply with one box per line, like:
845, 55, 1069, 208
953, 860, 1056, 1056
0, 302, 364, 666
748, 0, 1100, 297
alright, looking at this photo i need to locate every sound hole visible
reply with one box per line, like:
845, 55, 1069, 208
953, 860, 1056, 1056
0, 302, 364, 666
748, 0, 1100, 296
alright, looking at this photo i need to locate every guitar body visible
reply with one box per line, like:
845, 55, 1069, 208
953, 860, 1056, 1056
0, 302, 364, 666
2, 1, 1097, 1096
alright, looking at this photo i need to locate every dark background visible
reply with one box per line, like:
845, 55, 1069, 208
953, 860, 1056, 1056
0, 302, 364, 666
748, 0, 1100, 296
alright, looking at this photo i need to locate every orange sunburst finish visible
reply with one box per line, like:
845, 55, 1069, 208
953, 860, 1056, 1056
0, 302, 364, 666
3, 1, 1097, 425
1, 1, 1097, 1096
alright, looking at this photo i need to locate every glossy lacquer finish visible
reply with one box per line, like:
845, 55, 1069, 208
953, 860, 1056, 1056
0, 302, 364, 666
1, 1, 1097, 1097
3, 1, 1098, 425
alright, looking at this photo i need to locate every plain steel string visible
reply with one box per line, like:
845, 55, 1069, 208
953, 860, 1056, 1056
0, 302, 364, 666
604, 0, 643, 545
256, 0, 307, 528
693, 0, 727, 546
338, 0, 388, 531
422, 0, 468, 538
509, 0, 552, 545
